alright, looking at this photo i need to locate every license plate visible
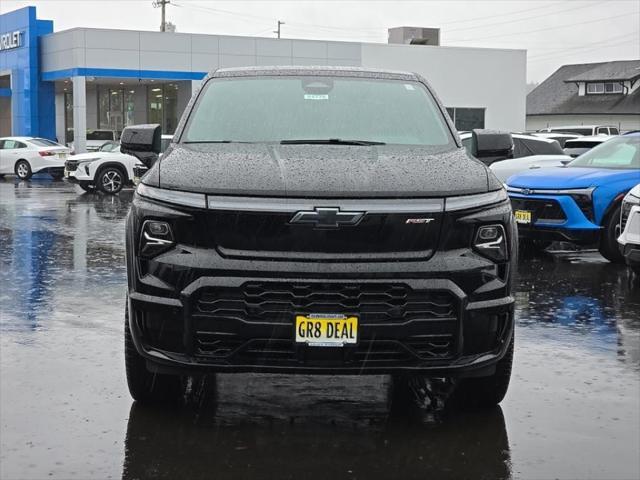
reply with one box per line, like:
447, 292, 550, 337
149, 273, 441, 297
133, 176, 140, 185
58, 153, 66, 159
514, 210, 532, 224
64, 169, 69, 178
295, 314, 358, 347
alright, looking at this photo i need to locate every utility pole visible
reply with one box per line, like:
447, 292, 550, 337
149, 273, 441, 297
274, 20, 284, 39
152, 0, 171, 32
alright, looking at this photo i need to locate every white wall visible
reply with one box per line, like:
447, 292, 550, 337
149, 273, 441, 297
41, 28, 526, 132
526, 114, 640, 132
361, 43, 526, 131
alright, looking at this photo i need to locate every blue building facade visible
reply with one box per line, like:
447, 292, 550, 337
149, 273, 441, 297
0, 6, 55, 139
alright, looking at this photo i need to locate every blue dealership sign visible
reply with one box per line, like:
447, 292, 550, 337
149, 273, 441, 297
0, 7, 55, 139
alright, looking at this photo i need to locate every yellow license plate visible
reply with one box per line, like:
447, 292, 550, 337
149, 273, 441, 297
514, 210, 532, 224
295, 314, 358, 346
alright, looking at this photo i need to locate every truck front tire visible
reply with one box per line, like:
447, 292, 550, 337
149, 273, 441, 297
125, 303, 183, 404
449, 334, 514, 409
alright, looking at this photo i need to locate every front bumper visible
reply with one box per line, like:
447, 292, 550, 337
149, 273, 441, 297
128, 279, 514, 377
618, 204, 640, 268
509, 193, 601, 244
34, 166, 65, 176
126, 192, 516, 377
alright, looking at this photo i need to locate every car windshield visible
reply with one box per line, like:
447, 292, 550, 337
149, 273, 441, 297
568, 136, 640, 169
29, 138, 61, 147
87, 131, 115, 141
99, 142, 120, 152
182, 76, 454, 147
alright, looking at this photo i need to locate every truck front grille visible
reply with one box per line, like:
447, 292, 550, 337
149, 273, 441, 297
65, 160, 79, 172
192, 281, 459, 364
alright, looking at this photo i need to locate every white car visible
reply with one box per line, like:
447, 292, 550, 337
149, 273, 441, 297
460, 132, 572, 183
618, 184, 640, 274
0, 137, 70, 180
490, 154, 572, 183
537, 125, 620, 136
65, 135, 172, 194
563, 135, 615, 158
530, 132, 582, 148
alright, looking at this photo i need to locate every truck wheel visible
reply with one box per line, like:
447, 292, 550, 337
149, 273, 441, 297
97, 166, 125, 194
449, 334, 514, 409
15, 160, 32, 180
598, 204, 624, 264
125, 303, 183, 404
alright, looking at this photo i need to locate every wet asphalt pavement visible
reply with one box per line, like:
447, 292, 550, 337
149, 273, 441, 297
1, 178, 639, 480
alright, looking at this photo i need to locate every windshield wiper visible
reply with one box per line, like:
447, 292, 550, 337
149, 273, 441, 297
280, 138, 386, 146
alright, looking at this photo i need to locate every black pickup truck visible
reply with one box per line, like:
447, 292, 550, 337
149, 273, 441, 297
121, 66, 517, 407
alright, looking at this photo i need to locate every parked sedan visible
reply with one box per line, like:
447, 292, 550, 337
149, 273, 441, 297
618, 184, 640, 273
507, 133, 640, 262
460, 132, 571, 182
0, 137, 70, 180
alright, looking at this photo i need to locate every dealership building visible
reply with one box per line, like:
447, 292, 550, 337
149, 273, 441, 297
1, 6, 526, 152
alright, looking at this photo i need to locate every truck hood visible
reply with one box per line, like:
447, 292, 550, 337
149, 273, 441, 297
507, 166, 633, 190
156, 143, 490, 197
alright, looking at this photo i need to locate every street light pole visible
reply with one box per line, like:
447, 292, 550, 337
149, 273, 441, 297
274, 20, 284, 39
152, 0, 171, 32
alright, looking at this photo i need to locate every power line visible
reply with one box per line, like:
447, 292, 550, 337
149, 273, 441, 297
448, 10, 638, 42
445, 0, 599, 33
528, 37, 639, 63
527, 31, 639, 59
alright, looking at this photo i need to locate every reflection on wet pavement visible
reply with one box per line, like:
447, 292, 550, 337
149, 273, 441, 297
1, 179, 639, 480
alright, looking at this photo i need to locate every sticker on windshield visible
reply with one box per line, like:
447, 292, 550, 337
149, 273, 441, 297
304, 94, 329, 100
404, 84, 415, 91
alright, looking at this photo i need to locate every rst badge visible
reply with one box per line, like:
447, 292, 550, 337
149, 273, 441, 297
405, 218, 434, 224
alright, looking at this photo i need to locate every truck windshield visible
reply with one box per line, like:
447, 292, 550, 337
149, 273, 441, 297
568, 136, 640, 169
182, 76, 454, 147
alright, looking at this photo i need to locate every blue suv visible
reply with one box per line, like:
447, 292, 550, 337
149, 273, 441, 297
506, 133, 640, 262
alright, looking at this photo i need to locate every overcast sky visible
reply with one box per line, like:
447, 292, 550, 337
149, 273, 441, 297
2, 0, 638, 82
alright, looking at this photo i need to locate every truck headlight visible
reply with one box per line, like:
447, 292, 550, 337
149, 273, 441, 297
474, 224, 508, 262
139, 220, 174, 258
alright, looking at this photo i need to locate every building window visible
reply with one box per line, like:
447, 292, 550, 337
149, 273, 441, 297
446, 107, 485, 131
586, 82, 623, 94
147, 83, 179, 134
98, 86, 137, 136
64, 92, 73, 144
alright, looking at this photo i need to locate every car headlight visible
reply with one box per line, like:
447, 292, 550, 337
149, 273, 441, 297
76, 158, 100, 175
623, 190, 640, 206
473, 224, 508, 262
139, 220, 175, 258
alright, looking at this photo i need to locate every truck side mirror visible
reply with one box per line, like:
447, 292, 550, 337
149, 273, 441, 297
120, 124, 162, 168
470, 129, 514, 166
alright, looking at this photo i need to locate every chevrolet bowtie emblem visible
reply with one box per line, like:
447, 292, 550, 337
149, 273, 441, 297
289, 207, 364, 228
